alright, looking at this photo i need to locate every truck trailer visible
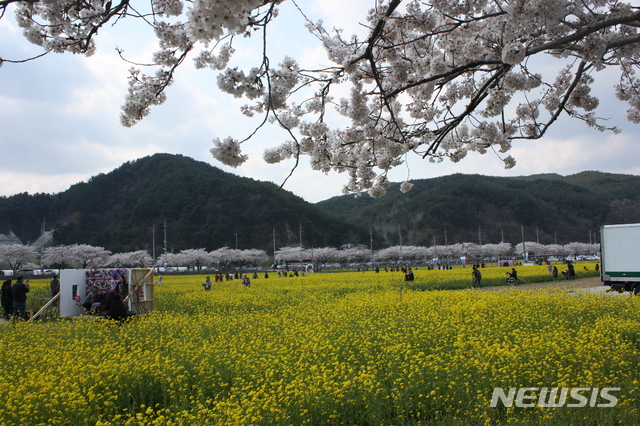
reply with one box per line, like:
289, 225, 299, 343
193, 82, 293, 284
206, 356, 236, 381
601, 223, 640, 294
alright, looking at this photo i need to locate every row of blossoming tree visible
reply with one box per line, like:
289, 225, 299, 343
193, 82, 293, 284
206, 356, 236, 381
3, 1, 640, 196
280, 241, 601, 265
0, 240, 600, 275
0, 244, 270, 275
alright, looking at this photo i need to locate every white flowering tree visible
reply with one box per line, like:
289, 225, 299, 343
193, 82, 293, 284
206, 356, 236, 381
544, 244, 564, 257
238, 248, 269, 266
338, 245, 371, 264
515, 241, 545, 257
157, 252, 180, 269
209, 246, 243, 270
43, 244, 111, 269
374, 245, 403, 262
177, 248, 211, 271
4, 1, 640, 196
67, 244, 112, 269
459, 242, 483, 259
0, 244, 38, 275
565, 241, 598, 256
481, 242, 513, 259
43, 245, 73, 269
398, 245, 429, 261
311, 247, 341, 266
108, 250, 154, 268
275, 246, 309, 262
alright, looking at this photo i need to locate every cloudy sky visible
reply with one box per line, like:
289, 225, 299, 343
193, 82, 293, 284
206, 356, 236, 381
1, 1, 639, 204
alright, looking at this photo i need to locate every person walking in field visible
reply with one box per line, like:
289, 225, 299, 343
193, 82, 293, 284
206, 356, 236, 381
552, 266, 559, 281
50, 274, 60, 305
202, 276, 212, 290
567, 261, 576, 280
471, 266, 482, 289
12, 276, 30, 320
1, 280, 13, 320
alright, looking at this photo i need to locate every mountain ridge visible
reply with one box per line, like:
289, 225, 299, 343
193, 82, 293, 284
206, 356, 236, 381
0, 154, 363, 253
1, 154, 638, 252
316, 171, 640, 247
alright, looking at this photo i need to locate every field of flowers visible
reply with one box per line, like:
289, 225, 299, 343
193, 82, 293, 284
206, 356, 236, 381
1, 264, 638, 425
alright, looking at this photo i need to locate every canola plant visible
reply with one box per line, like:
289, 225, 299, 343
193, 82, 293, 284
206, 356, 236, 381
1, 265, 637, 425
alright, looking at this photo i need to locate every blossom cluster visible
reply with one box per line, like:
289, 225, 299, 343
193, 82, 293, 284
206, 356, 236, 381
120, 68, 171, 128
184, 0, 279, 44
201, 0, 640, 196
9, 0, 640, 196
209, 136, 248, 167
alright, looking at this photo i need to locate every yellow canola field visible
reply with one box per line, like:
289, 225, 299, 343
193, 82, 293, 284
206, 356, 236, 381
1, 266, 637, 425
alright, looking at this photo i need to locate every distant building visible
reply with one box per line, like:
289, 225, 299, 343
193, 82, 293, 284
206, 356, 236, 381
30, 230, 54, 252
0, 232, 22, 246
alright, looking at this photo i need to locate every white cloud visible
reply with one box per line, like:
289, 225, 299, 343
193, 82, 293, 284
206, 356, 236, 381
0, 171, 89, 196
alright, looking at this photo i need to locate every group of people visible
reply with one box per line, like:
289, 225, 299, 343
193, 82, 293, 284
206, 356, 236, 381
209, 272, 268, 282
78, 276, 129, 321
561, 261, 576, 281
203, 274, 253, 289
470, 259, 592, 288
277, 271, 303, 277
1, 276, 31, 320
471, 266, 519, 289
403, 267, 415, 281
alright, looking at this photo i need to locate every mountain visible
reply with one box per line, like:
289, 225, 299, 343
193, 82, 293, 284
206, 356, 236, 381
1, 155, 638, 253
316, 172, 640, 248
0, 154, 364, 253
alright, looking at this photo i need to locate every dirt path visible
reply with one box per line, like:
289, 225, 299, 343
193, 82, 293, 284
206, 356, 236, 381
478, 276, 604, 292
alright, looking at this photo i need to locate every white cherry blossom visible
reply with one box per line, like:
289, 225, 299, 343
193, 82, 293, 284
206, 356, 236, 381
4, 0, 640, 196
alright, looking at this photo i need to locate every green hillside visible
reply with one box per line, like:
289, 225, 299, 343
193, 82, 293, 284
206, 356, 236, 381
316, 172, 640, 247
1, 155, 638, 252
0, 154, 363, 253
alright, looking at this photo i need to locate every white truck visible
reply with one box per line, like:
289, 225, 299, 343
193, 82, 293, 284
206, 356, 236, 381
601, 223, 640, 294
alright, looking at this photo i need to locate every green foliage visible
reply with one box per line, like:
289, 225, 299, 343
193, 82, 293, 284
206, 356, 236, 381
1, 155, 639, 252
317, 173, 640, 247
0, 154, 360, 253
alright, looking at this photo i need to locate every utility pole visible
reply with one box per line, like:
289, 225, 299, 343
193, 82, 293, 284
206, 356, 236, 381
299, 222, 303, 264
163, 220, 167, 258
40, 218, 46, 259
434, 235, 437, 260
521, 225, 526, 263
398, 226, 402, 256
444, 228, 448, 246
234, 231, 238, 249
152, 225, 156, 267
369, 227, 373, 257
536, 227, 539, 244
273, 226, 277, 264
478, 226, 483, 263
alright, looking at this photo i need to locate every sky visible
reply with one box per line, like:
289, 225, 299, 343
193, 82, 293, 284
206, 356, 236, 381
1, 1, 640, 204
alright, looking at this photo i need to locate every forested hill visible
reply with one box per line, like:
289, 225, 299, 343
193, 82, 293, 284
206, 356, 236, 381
0, 154, 363, 253
1, 155, 638, 253
316, 172, 640, 248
